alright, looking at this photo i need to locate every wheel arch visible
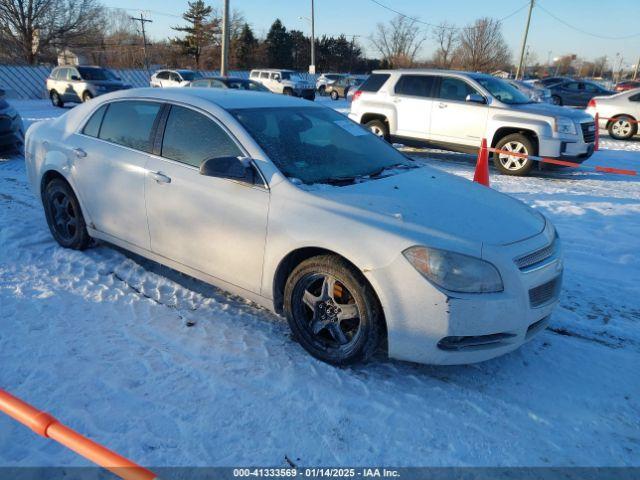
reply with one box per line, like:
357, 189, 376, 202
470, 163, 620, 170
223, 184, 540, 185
360, 112, 389, 127
491, 127, 540, 154
605, 113, 638, 129
272, 246, 385, 334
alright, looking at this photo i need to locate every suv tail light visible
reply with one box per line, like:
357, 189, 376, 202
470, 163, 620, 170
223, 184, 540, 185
352, 90, 362, 102
587, 99, 596, 109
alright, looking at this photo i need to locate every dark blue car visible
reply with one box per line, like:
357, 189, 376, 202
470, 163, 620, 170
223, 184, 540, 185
548, 80, 614, 107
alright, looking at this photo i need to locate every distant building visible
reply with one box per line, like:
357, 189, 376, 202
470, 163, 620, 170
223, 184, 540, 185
492, 70, 511, 79
57, 48, 89, 66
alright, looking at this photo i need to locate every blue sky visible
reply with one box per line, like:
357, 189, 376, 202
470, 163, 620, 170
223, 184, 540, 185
105, 0, 640, 69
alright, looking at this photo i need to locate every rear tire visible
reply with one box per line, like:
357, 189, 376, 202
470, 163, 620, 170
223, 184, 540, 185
50, 90, 64, 108
43, 178, 91, 250
82, 91, 93, 102
551, 95, 562, 106
330, 90, 339, 100
364, 119, 389, 141
608, 116, 637, 140
493, 133, 535, 176
318, 85, 326, 96
283, 88, 293, 96
284, 255, 383, 366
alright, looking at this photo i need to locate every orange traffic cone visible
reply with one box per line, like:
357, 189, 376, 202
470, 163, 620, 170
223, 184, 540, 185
473, 138, 490, 187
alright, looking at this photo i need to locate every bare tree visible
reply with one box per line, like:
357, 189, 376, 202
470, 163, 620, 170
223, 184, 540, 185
370, 15, 426, 68
0, 0, 103, 64
431, 22, 458, 69
457, 17, 510, 72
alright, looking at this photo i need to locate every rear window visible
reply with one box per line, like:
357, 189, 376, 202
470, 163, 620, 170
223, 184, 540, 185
359, 74, 390, 92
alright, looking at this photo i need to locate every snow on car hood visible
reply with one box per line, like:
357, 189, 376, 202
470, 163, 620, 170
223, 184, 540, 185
510, 102, 592, 121
310, 167, 545, 246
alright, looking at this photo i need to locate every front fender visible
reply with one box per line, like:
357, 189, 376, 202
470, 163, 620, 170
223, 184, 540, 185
487, 115, 553, 144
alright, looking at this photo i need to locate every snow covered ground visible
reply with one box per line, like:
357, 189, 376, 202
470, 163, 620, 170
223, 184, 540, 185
0, 98, 639, 469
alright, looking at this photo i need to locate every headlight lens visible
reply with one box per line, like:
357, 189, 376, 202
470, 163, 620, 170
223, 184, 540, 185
403, 246, 503, 293
554, 116, 577, 135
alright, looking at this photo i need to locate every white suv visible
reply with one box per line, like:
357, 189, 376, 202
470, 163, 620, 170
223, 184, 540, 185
249, 69, 315, 100
349, 69, 597, 175
150, 69, 203, 88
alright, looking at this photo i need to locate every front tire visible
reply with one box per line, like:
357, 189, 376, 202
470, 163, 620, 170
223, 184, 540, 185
82, 91, 93, 102
50, 90, 64, 108
318, 85, 326, 96
284, 255, 383, 366
551, 95, 562, 106
283, 88, 294, 96
493, 133, 535, 176
364, 119, 389, 141
330, 90, 339, 100
43, 179, 91, 250
608, 116, 637, 140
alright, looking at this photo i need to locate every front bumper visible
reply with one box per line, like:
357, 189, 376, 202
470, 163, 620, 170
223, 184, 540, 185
294, 88, 316, 100
365, 226, 562, 365
538, 121, 596, 162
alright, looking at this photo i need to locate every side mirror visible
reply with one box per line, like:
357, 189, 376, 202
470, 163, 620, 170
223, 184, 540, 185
199, 156, 256, 185
466, 93, 486, 104
70, 75, 81, 81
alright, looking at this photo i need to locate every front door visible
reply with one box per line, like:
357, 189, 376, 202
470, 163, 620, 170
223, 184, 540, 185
71, 100, 163, 249
429, 76, 489, 147
392, 74, 437, 140
144, 104, 269, 293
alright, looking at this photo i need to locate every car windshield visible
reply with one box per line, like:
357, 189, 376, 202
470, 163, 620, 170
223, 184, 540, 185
179, 71, 202, 81
77, 67, 115, 81
474, 76, 533, 104
231, 107, 414, 185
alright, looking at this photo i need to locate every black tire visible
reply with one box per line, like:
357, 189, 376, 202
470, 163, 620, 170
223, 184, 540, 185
318, 85, 326, 96
283, 88, 294, 96
551, 95, 562, 106
284, 255, 384, 366
43, 178, 91, 250
364, 119, 389, 141
607, 116, 637, 140
330, 90, 339, 100
50, 90, 64, 108
82, 91, 93, 102
493, 133, 535, 176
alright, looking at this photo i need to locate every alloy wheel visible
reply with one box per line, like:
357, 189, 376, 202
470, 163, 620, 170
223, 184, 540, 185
498, 141, 529, 171
612, 119, 632, 137
296, 273, 362, 348
50, 191, 78, 241
369, 125, 384, 137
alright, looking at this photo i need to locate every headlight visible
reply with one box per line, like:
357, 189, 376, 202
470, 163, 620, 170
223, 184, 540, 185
554, 117, 577, 135
403, 246, 503, 293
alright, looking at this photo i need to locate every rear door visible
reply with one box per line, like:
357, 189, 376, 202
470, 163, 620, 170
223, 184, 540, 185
429, 76, 489, 147
391, 74, 436, 140
71, 100, 163, 249
144, 104, 269, 293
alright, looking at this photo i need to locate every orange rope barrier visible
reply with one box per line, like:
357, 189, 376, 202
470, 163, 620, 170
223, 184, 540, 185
0, 389, 157, 480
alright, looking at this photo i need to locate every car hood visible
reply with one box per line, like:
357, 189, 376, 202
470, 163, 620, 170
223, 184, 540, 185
310, 167, 545, 247
509, 102, 592, 121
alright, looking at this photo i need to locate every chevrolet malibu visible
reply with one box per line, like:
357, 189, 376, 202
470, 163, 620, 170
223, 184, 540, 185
25, 88, 563, 366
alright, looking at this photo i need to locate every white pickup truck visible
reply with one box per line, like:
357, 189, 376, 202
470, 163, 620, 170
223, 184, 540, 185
349, 69, 596, 175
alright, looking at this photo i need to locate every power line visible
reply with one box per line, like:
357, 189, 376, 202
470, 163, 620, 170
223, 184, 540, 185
536, 2, 640, 40
365, 0, 530, 29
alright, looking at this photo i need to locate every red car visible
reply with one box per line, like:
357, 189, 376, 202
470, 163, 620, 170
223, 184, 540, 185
614, 80, 640, 92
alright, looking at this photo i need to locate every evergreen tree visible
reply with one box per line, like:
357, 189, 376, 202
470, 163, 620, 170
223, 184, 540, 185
234, 23, 257, 70
171, 0, 218, 68
265, 19, 292, 68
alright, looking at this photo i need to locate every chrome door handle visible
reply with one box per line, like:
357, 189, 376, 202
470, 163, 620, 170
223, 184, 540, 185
438, 103, 448, 109
73, 148, 87, 158
150, 171, 171, 184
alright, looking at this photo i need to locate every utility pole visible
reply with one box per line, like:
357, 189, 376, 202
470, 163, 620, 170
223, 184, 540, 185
130, 12, 152, 71
310, 0, 316, 74
221, 0, 230, 76
515, 0, 534, 80
634, 55, 640, 80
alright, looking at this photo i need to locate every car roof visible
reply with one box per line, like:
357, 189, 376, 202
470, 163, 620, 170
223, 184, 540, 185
371, 68, 492, 79
199, 76, 250, 82
251, 68, 296, 73
103, 87, 319, 110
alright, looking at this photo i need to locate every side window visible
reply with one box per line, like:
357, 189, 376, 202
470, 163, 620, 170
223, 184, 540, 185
50, 69, 60, 80
629, 93, 640, 102
565, 82, 580, 91
82, 105, 108, 137
156, 71, 169, 80
170, 72, 181, 82
57, 68, 69, 80
437, 77, 478, 102
69, 69, 80, 80
359, 74, 390, 92
271, 73, 281, 81
99, 101, 161, 153
161, 105, 241, 168
395, 75, 435, 98
190, 79, 208, 87
583, 83, 599, 92
250, 71, 259, 78
210, 80, 226, 88
260, 72, 270, 79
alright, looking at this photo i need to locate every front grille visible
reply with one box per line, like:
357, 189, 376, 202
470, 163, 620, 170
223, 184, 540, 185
515, 240, 556, 270
437, 332, 517, 351
581, 121, 596, 143
529, 277, 561, 308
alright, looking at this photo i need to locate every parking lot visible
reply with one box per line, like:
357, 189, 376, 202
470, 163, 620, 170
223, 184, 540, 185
0, 97, 638, 467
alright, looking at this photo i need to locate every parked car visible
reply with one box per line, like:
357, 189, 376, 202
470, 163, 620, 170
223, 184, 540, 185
507, 79, 552, 103
614, 80, 640, 92
325, 76, 363, 100
346, 75, 369, 103
0, 89, 24, 152
349, 69, 596, 175
150, 69, 203, 88
25, 87, 562, 366
46, 66, 131, 107
190, 77, 270, 92
546, 79, 615, 107
586, 89, 640, 140
536, 76, 572, 87
316, 73, 347, 95
249, 69, 315, 100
